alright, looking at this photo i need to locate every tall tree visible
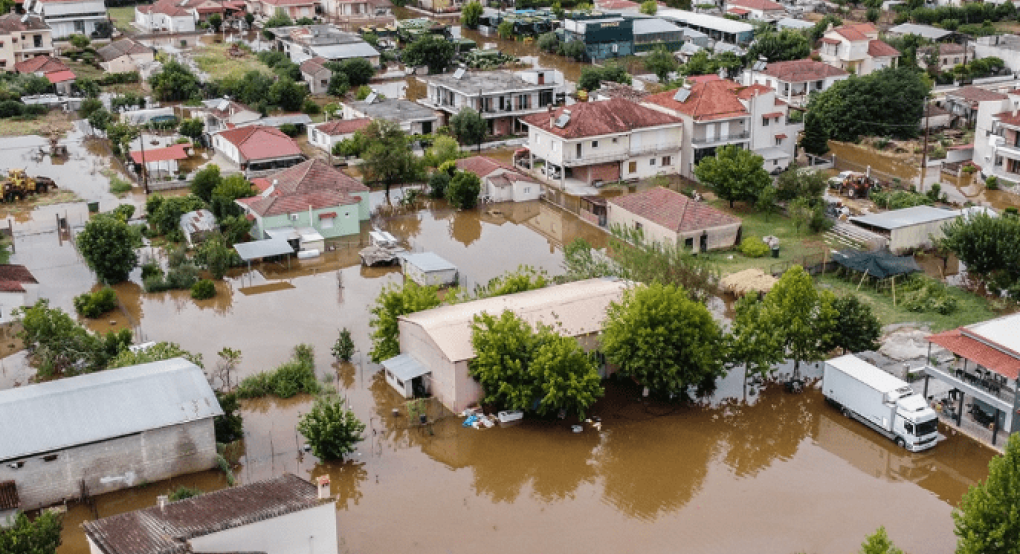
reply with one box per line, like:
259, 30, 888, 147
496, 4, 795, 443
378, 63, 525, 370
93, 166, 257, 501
602, 283, 726, 397
179, 118, 205, 142
297, 394, 366, 460
461, 0, 484, 28
759, 266, 837, 379
190, 164, 222, 202
338, 58, 375, 87
449, 107, 487, 150
644, 47, 678, 83
953, 433, 1020, 554
368, 281, 441, 363
807, 67, 928, 141
826, 295, 882, 354
208, 13, 223, 32
745, 29, 811, 63
693, 144, 771, 208
77, 215, 140, 284
940, 212, 1020, 283
859, 527, 904, 554
0, 511, 62, 554
727, 295, 783, 382
149, 59, 200, 102
360, 120, 421, 195
402, 35, 456, 74
446, 170, 481, 209
775, 166, 827, 202
800, 111, 830, 156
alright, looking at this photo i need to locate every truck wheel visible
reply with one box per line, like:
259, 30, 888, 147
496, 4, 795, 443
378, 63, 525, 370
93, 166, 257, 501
895, 437, 905, 449
847, 188, 856, 198
841, 407, 851, 418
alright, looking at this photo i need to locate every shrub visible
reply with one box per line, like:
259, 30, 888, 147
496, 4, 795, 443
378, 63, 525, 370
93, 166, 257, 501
332, 328, 355, 361
191, 279, 216, 300
986, 175, 999, 190
739, 236, 770, 258
899, 277, 958, 315
236, 344, 321, 398
302, 99, 322, 115
109, 175, 132, 195
297, 394, 365, 460
168, 486, 201, 501
140, 261, 163, 280
278, 123, 299, 137
73, 287, 118, 318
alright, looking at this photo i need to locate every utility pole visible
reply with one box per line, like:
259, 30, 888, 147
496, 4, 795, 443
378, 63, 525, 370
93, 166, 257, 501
138, 128, 149, 194
920, 95, 931, 192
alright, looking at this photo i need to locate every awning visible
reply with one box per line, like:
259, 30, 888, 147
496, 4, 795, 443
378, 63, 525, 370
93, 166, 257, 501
929, 329, 1020, 380
45, 70, 75, 84
775, 133, 788, 140
234, 238, 294, 261
318, 212, 337, 219
754, 146, 791, 161
381, 353, 430, 381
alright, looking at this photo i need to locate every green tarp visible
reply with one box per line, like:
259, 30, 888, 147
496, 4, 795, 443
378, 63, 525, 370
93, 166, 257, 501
832, 249, 921, 279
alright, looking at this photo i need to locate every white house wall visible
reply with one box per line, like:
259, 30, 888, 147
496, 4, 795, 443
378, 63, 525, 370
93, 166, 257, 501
189, 502, 338, 554
212, 135, 244, 165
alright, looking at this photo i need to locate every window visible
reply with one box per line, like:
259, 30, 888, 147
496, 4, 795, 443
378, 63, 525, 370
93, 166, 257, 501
11, 37, 16, 44
524, 187, 531, 194
773, 160, 778, 166
591, 140, 599, 149
42, 454, 57, 462
954, 57, 960, 64
775, 137, 782, 146
762, 117, 769, 126
662, 156, 672, 166
635, 222, 642, 231
649, 158, 656, 166
321, 216, 335, 229
33, 35, 42, 48
628, 161, 637, 173
612, 137, 618, 144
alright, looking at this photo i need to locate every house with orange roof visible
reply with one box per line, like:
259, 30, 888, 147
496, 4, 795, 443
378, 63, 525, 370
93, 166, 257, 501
456, 155, 541, 203
818, 23, 900, 76
642, 79, 798, 178
307, 117, 371, 153
970, 87, 1020, 184
607, 186, 742, 252
725, 0, 785, 20
743, 58, 850, 107
212, 125, 305, 176
236, 158, 370, 240
0, 14, 53, 72
13, 54, 74, 95
518, 97, 684, 189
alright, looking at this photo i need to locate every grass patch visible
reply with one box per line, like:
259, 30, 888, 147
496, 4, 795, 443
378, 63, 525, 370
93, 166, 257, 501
107, 170, 134, 195
108, 6, 136, 33
236, 344, 321, 399
0, 110, 74, 137
698, 202, 828, 274
817, 274, 996, 332
193, 42, 273, 81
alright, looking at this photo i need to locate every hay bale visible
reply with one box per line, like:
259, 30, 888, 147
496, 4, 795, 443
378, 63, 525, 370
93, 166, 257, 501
720, 268, 778, 297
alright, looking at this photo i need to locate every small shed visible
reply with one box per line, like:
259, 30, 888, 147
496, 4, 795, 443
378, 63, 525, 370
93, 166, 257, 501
297, 227, 325, 253
399, 252, 458, 287
180, 209, 217, 248
849, 206, 961, 254
381, 353, 431, 398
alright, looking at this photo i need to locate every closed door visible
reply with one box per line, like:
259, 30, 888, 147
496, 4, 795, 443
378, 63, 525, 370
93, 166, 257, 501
705, 124, 715, 142
719, 121, 729, 139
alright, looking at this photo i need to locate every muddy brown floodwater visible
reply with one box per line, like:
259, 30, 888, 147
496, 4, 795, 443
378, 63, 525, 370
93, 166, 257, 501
0, 127, 999, 554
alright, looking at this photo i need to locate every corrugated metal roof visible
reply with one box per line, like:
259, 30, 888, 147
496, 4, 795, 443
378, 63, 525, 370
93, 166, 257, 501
234, 238, 295, 261
310, 42, 380, 60
888, 23, 954, 40
964, 313, 1020, 356
0, 359, 222, 461
400, 278, 629, 362
381, 353, 431, 381
850, 206, 960, 231
399, 252, 457, 273
633, 17, 682, 35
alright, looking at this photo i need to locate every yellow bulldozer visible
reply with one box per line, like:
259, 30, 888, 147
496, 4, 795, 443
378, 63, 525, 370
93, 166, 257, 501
1, 169, 56, 202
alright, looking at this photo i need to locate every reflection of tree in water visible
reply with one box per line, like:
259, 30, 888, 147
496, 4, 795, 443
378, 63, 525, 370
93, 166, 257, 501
717, 384, 818, 479
450, 210, 482, 247
308, 460, 368, 509
335, 361, 356, 390
384, 208, 423, 241
112, 280, 144, 325
467, 423, 599, 504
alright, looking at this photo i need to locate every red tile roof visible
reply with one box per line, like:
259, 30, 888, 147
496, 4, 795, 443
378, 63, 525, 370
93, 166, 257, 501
686, 74, 722, 84
261, 0, 316, 5
994, 110, 1020, 126
130, 143, 191, 164
819, 37, 840, 45
315, 118, 371, 136
521, 98, 681, 139
761, 58, 849, 82
0, 481, 18, 510
456, 155, 535, 182
928, 328, 1020, 380
217, 126, 302, 161
831, 23, 875, 42
14, 55, 68, 74
727, 7, 748, 14
299, 56, 330, 75
0, 264, 37, 293
146, 0, 191, 17
257, 158, 368, 196
45, 70, 75, 84
762, 111, 783, 118
0, 13, 47, 32
643, 80, 748, 122
728, 0, 784, 10
949, 86, 1008, 103
868, 39, 900, 58
596, 0, 638, 8
736, 83, 773, 100
246, 189, 359, 217
608, 187, 741, 234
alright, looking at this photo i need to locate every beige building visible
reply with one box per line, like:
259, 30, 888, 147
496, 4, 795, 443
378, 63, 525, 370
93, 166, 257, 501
97, 38, 154, 74
0, 14, 53, 72
607, 186, 742, 251
387, 278, 630, 413
818, 23, 900, 76
849, 206, 961, 254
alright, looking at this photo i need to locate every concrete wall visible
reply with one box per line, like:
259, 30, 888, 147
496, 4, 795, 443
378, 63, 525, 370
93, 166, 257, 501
102, 52, 153, 74
189, 502, 338, 554
258, 201, 361, 239
397, 321, 459, 411
0, 418, 217, 510
607, 203, 740, 251
889, 219, 957, 253
212, 134, 243, 165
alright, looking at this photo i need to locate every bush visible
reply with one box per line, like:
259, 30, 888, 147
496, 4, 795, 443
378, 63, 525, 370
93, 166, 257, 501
332, 328, 355, 361
297, 394, 366, 460
109, 175, 132, 195
73, 287, 118, 318
191, 279, 216, 300
168, 486, 202, 501
278, 123, 299, 137
140, 261, 163, 280
739, 236, 770, 258
236, 344, 321, 398
899, 277, 958, 315
986, 175, 999, 190
302, 99, 322, 115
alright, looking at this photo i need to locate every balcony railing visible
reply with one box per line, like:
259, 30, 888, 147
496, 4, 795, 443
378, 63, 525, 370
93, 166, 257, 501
563, 150, 628, 165
690, 131, 750, 146
921, 364, 1016, 411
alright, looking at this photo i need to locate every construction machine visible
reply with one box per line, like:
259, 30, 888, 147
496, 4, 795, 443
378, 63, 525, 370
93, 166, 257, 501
828, 170, 879, 198
1, 169, 57, 202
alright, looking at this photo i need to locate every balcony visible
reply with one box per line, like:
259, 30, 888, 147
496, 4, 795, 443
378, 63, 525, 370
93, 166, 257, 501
563, 149, 628, 166
690, 131, 750, 146
629, 143, 677, 156
921, 364, 1016, 413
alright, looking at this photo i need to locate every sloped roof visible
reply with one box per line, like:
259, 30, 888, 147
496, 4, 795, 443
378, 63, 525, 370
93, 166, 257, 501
14, 55, 68, 74
762, 58, 849, 82
831, 23, 876, 42
928, 314, 1020, 381
256, 158, 368, 195
0, 358, 222, 461
609, 186, 741, 234
938, 43, 966, 55
83, 474, 321, 554
145, 0, 191, 17
868, 39, 900, 58
299, 56, 330, 75
98, 39, 152, 62
261, 0, 316, 6
400, 278, 629, 363
0, 264, 36, 293
314, 118, 371, 136
520, 98, 681, 139
643, 80, 748, 121
0, 13, 48, 32
728, 0, 784, 10
736, 83, 773, 100
596, 0, 638, 9
948, 85, 1008, 103
244, 189, 359, 217
130, 143, 190, 164
44, 70, 75, 83
597, 81, 648, 102
456, 155, 534, 183
216, 126, 302, 161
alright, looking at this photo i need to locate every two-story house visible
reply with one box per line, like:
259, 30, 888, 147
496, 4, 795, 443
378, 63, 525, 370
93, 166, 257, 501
24, 0, 108, 40
970, 89, 1020, 184
419, 68, 558, 137
818, 23, 899, 76
643, 79, 798, 178
343, 97, 438, 135
0, 14, 53, 72
743, 58, 849, 107
725, 0, 785, 20
134, 0, 197, 34
248, 0, 317, 20
945, 85, 1009, 127
274, 25, 380, 65
917, 42, 971, 73
321, 0, 393, 19
519, 97, 683, 188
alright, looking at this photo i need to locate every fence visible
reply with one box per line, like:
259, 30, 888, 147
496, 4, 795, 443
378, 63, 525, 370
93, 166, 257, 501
769, 250, 836, 277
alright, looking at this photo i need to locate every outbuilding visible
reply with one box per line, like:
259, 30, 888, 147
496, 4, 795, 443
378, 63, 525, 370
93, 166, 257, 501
0, 358, 222, 510
399, 252, 458, 287
179, 208, 217, 247
607, 186, 742, 252
849, 206, 961, 254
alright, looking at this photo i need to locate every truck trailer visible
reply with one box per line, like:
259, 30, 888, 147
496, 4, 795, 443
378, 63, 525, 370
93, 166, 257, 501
822, 354, 939, 452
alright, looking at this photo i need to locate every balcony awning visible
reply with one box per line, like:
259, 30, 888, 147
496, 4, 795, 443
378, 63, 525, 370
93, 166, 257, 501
928, 328, 1020, 380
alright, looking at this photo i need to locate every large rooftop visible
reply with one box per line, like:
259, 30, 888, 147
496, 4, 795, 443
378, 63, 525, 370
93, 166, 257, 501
423, 70, 553, 94
850, 206, 960, 231
657, 8, 754, 34
608, 186, 741, 234
0, 358, 221, 461
521, 98, 681, 139
887, 22, 956, 41
348, 97, 437, 122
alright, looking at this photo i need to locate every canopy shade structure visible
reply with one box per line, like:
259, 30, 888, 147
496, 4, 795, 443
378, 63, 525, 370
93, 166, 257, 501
832, 249, 920, 279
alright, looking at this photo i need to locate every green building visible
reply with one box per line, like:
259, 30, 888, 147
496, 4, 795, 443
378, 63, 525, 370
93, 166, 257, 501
633, 17, 684, 53
562, 12, 634, 60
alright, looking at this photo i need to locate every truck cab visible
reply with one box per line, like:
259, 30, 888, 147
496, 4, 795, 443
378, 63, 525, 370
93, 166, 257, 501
887, 389, 939, 452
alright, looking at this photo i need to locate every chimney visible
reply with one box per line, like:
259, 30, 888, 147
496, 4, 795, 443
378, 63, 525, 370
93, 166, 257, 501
157, 495, 169, 513
316, 476, 331, 499
548, 104, 554, 127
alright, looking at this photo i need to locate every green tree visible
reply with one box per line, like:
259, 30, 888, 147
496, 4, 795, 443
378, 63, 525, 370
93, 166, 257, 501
953, 433, 1020, 554
693, 144, 771, 208
108, 341, 203, 369
537, 31, 559, 53
644, 47, 678, 83
558, 40, 586, 61
530, 331, 603, 418
179, 118, 205, 142
328, 71, 350, 97
402, 35, 456, 74
826, 295, 882, 354
332, 328, 355, 361
800, 111, 830, 156
149, 59, 200, 102
866, 7, 880, 22
807, 67, 928, 141
360, 120, 421, 194
474, 265, 548, 298
77, 215, 139, 284
552, 1, 564, 18
0, 511, 62, 554
578, 65, 631, 91
269, 76, 308, 111
15, 300, 132, 378
727, 295, 783, 382
755, 183, 778, 221
210, 174, 255, 220
775, 166, 827, 203
498, 20, 515, 39
214, 391, 244, 443
428, 171, 451, 199
427, 135, 461, 167
940, 212, 1020, 285
859, 527, 903, 554
461, 0, 484, 27
69, 33, 90, 49
190, 164, 222, 202
560, 237, 616, 282
244, 12, 255, 27
87, 108, 113, 134
606, 225, 718, 301
602, 283, 726, 396
759, 266, 837, 379
209, 13, 223, 32
298, 394, 367, 460
745, 29, 810, 63
447, 170, 481, 209
368, 281, 442, 362
75, 78, 100, 99
640, 0, 657, 14
449, 107, 487, 150
339, 58, 375, 87
194, 233, 237, 279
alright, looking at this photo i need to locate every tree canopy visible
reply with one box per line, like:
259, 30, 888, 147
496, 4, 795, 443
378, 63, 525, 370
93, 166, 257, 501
77, 214, 140, 284
640, 0, 657, 14
941, 212, 1020, 300
953, 433, 1020, 554
0, 511, 62, 554
644, 48, 678, 83
297, 393, 366, 460
450, 107, 487, 148
447, 170, 481, 209
149, 59, 200, 102
461, 0, 483, 27
602, 283, 726, 397
727, 295, 783, 381
806, 67, 929, 141
369, 281, 442, 363
745, 29, 811, 63
578, 65, 632, 91
800, 111, 830, 156
759, 266, 837, 378
693, 144, 771, 208
402, 35, 456, 74
360, 120, 422, 194
825, 295, 882, 354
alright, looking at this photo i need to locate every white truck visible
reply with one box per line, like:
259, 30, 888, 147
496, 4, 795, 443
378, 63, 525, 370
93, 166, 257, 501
822, 354, 939, 452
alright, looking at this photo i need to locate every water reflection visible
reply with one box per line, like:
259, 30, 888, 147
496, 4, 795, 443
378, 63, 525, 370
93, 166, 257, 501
449, 208, 483, 246
719, 384, 817, 479
308, 461, 369, 510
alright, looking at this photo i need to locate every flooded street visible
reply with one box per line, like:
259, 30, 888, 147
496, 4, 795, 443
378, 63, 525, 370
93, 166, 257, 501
0, 125, 1000, 551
